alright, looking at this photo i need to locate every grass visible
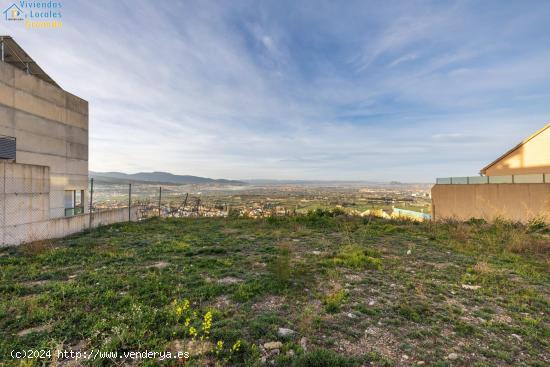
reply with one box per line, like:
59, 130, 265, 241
0, 212, 549, 366
333, 244, 382, 270
323, 289, 347, 314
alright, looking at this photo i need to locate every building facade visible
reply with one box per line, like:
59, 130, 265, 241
432, 123, 550, 222
0, 36, 89, 244
480, 124, 550, 176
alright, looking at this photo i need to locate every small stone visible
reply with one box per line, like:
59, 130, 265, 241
278, 327, 296, 337
402, 354, 409, 360
16, 324, 51, 337
406, 249, 411, 255
218, 276, 242, 284
260, 356, 267, 364
300, 337, 307, 351
264, 342, 283, 350
368, 300, 375, 306
417, 361, 425, 365
390, 283, 396, 287
286, 350, 295, 357
511, 333, 522, 341
312, 251, 321, 255
461, 284, 481, 290
448, 353, 459, 360
346, 312, 356, 318
148, 261, 170, 269
271, 349, 280, 355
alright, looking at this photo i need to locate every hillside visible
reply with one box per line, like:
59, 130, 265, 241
0, 215, 548, 366
90, 171, 246, 186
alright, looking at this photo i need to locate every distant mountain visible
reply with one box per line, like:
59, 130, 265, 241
90, 171, 246, 186
243, 179, 432, 187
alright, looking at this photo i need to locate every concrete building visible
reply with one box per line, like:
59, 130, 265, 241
0, 36, 90, 245
432, 123, 550, 222
0, 36, 142, 246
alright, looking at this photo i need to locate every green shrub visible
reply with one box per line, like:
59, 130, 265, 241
323, 289, 347, 313
233, 281, 264, 302
333, 245, 382, 270
395, 301, 431, 322
454, 320, 477, 336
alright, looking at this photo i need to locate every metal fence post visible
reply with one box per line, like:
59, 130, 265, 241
89, 178, 94, 229
128, 183, 132, 222
158, 186, 162, 217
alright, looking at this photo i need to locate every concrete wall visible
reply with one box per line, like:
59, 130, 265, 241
482, 125, 550, 176
0, 60, 88, 219
1, 206, 140, 246
431, 183, 550, 223
0, 161, 135, 246
0, 162, 50, 234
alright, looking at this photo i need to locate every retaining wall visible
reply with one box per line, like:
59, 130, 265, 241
0, 206, 140, 246
431, 183, 550, 223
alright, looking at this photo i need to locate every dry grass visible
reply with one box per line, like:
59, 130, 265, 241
19, 239, 55, 256
472, 261, 493, 274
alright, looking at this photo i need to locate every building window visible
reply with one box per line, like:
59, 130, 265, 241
0, 135, 16, 160
64, 190, 84, 216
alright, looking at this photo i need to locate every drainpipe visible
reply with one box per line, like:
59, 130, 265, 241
1, 38, 4, 62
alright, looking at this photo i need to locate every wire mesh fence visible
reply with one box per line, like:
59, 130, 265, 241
1, 175, 295, 246
89, 179, 231, 220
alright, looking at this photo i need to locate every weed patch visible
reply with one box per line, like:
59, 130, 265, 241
333, 244, 382, 270
323, 289, 347, 313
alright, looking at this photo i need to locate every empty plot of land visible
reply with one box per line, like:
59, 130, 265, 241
0, 215, 548, 366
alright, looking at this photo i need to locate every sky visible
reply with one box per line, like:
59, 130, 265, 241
1, 0, 550, 182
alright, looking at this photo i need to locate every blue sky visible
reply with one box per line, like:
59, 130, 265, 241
2, 0, 550, 181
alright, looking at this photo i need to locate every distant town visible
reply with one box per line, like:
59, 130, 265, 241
90, 176, 432, 220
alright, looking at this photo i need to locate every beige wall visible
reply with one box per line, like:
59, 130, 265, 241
1, 163, 139, 247
482, 126, 550, 176
0, 60, 88, 218
0, 162, 50, 231
1, 206, 140, 247
431, 183, 550, 223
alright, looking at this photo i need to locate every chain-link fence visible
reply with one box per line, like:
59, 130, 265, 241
89, 179, 232, 220
0, 173, 293, 246
0, 165, 52, 245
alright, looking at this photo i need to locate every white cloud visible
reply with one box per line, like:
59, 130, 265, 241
1, 0, 549, 182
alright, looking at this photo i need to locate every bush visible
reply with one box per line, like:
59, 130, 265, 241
307, 208, 346, 218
